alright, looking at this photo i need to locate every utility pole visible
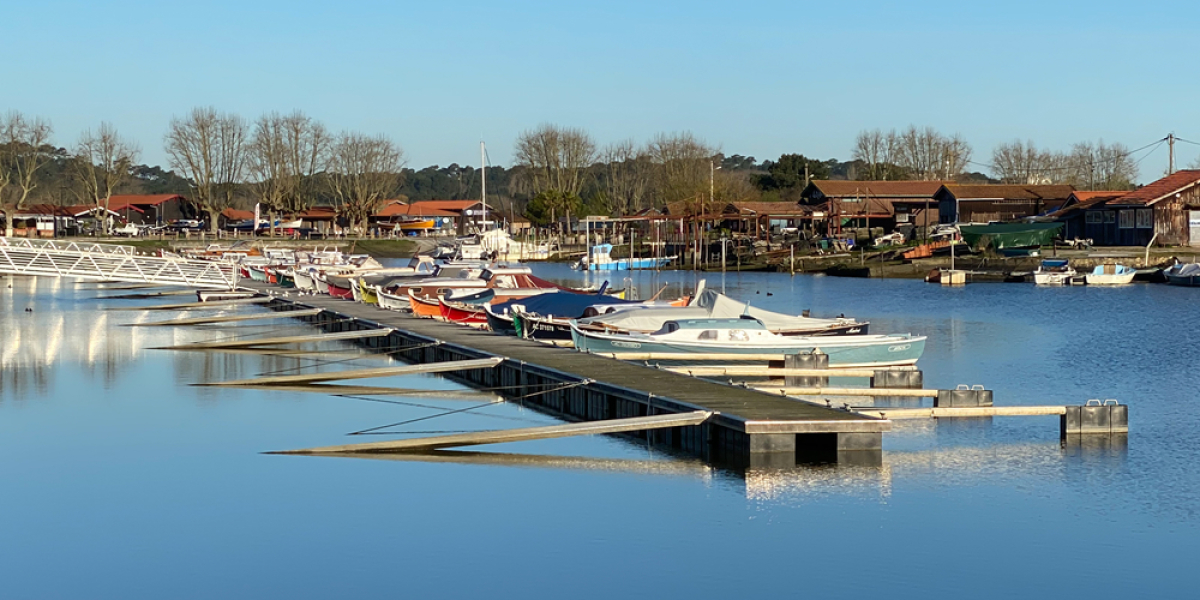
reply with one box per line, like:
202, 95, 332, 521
804, 164, 810, 189
1168, 133, 1176, 175
480, 141, 488, 232
710, 160, 715, 210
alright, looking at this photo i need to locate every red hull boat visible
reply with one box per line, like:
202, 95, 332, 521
438, 300, 488, 324
327, 280, 355, 299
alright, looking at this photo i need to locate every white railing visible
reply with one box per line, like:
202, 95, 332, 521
0, 237, 236, 289
1, 237, 139, 256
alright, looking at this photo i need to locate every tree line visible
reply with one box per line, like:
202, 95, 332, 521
0, 108, 1162, 235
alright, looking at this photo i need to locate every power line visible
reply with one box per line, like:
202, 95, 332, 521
967, 136, 1169, 175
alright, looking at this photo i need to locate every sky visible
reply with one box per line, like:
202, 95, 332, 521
4, 0, 1200, 181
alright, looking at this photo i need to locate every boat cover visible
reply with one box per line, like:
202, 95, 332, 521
491, 290, 633, 318
578, 289, 850, 332
1167, 263, 1200, 277
960, 222, 1062, 249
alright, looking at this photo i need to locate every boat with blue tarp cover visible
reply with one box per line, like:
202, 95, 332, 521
1034, 259, 1076, 285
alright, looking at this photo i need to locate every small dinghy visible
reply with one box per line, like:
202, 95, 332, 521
1085, 264, 1137, 286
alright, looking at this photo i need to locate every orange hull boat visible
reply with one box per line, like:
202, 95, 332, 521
408, 291, 443, 318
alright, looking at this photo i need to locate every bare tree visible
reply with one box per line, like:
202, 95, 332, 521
1, 111, 54, 235
73, 123, 140, 233
852, 129, 899, 180
645, 131, 717, 210
248, 111, 332, 235
894, 126, 972, 180
164, 107, 248, 233
247, 113, 289, 234
1066, 140, 1137, 190
326, 132, 404, 234
991, 140, 1062, 184
280, 111, 330, 214
514, 124, 597, 197
599, 139, 651, 215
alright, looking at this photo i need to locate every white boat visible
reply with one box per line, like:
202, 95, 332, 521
1085, 264, 1137, 285
376, 288, 409, 311
1033, 259, 1076, 285
571, 317, 925, 368
573, 243, 674, 271
290, 269, 316, 291
576, 288, 866, 336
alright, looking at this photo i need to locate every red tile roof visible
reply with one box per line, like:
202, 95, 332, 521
1048, 192, 1127, 217
13, 204, 73, 217
377, 203, 457, 218
1110, 170, 1200, 206
299, 207, 336, 218
107, 194, 185, 207
409, 200, 482, 212
221, 208, 255, 221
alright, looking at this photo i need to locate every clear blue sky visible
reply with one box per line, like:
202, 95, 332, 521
5, 0, 1199, 180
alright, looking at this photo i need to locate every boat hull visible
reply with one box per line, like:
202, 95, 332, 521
485, 308, 517, 335
506, 314, 575, 340
1086, 273, 1136, 285
1034, 271, 1076, 285
409, 294, 443, 318
570, 326, 925, 367
292, 271, 316, 291
439, 301, 488, 324
327, 282, 354, 299
377, 289, 409, 311
1166, 274, 1200, 287
584, 257, 673, 271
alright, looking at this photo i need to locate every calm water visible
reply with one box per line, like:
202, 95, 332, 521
2, 269, 1198, 599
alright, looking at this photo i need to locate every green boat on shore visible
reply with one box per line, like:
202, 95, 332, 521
959, 222, 1062, 250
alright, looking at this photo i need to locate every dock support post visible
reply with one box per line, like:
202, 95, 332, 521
872, 370, 924, 405
1061, 401, 1128, 439
935, 386, 993, 408
784, 351, 828, 388
793, 432, 884, 466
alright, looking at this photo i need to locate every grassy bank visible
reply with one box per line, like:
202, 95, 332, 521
344, 239, 418, 258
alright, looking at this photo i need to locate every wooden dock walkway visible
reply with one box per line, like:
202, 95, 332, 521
238, 283, 890, 466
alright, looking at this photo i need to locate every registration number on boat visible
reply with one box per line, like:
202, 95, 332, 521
612, 341, 642, 349
888, 344, 912, 352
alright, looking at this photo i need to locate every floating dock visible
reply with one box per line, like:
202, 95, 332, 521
238, 282, 892, 467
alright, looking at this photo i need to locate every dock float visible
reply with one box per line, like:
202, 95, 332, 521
757, 386, 937, 398
276, 411, 716, 454
131, 308, 324, 327
106, 297, 269, 311
201, 357, 503, 386
238, 281, 891, 467
157, 328, 393, 350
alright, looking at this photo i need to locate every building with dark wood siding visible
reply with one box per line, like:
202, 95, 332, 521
799, 181, 947, 230
935, 184, 1075, 224
106, 194, 189, 225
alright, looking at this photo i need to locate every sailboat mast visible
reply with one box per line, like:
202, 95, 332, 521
480, 141, 488, 232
